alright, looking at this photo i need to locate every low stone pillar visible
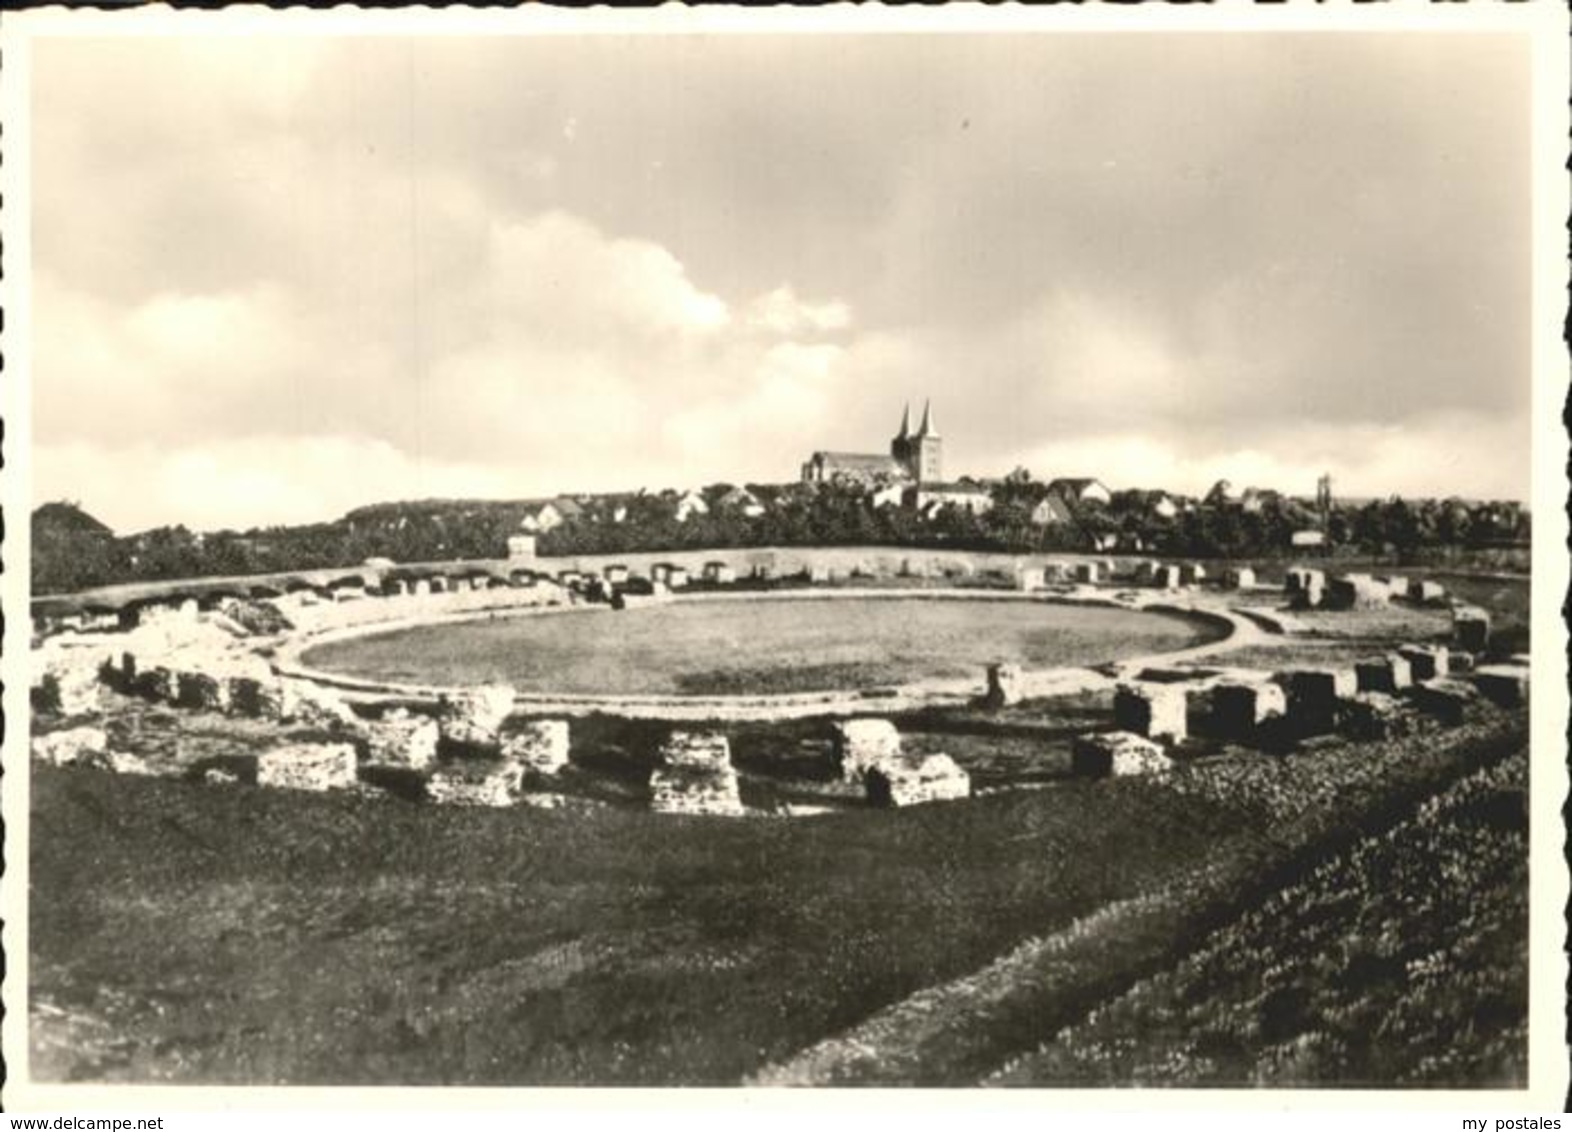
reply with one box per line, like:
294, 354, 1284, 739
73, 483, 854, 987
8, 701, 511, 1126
1395, 644, 1449, 683
1471, 664, 1529, 708
1072, 561, 1100, 584
501, 719, 572, 773
1210, 681, 1287, 742
1179, 563, 1207, 586
1453, 607, 1491, 654
1354, 654, 1413, 695
1274, 668, 1358, 735
984, 662, 1024, 708
1113, 683, 1187, 743
831, 718, 902, 782
1222, 567, 1256, 590
1325, 574, 1390, 611
1153, 564, 1182, 589
256, 742, 358, 792
1408, 579, 1447, 604
439, 683, 516, 752
1071, 731, 1172, 777
361, 710, 440, 770
865, 753, 970, 807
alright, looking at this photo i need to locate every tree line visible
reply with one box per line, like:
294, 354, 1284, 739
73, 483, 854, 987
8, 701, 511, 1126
31, 482, 1530, 595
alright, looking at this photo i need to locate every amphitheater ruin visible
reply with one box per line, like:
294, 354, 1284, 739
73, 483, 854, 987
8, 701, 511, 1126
30, 547, 1528, 820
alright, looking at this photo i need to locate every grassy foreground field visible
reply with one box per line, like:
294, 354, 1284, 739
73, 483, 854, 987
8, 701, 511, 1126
31, 707, 1526, 1086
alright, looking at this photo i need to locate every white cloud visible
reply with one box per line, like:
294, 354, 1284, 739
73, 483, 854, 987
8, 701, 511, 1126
487, 211, 730, 341
746, 286, 853, 336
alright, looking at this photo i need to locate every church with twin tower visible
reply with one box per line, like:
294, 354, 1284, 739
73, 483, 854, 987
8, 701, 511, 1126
800, 401, 943, 485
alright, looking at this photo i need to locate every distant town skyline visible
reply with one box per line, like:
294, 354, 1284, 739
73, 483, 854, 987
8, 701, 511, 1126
30, 31, 1531, 531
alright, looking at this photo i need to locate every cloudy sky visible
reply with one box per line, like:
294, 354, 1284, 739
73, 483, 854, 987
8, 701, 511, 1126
31, 31, 1530, 533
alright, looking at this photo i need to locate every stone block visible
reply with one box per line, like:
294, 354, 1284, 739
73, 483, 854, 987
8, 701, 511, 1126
1071, 731, 1172, 777
831, 718, 902, 782
1210, 681, 1287, 741
33, 726, 109, 767
1472, 664, 1529, 709
1284, 567, 1325, 595
1113, 683, 1188, 743
440, 683, 516, 751
1179, 563, 1207, 586
866, 753, 970, 807
427, 761, 524, 807
1453, 607, 1491, 653
501, 719, 572, 773
1153, 565, 1182, 589
1408, 579, 1447, 604
361, 710, 440, 770
1396, 644, 1449, 683
1354, 654, 1413, 695
1324, 574, 1389, 611
649, 764, 744, 816
256, 743, 358, 792
1274, 668, 1358, 735
1222, 567, 1256, 590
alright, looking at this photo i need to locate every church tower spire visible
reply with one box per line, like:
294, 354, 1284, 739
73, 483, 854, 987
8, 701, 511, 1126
911, 399, 942, 483
895, 403, 912, 441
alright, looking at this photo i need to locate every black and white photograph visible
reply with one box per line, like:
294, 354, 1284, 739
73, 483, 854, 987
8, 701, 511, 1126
2, 3, 1567, 1111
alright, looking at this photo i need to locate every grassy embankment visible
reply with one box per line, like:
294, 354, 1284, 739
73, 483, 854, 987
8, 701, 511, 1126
987, 749, 1528, 1087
